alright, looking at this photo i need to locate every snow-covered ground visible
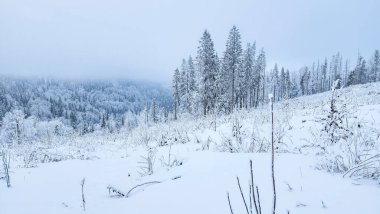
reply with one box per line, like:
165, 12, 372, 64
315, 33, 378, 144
1, 83, 380, 214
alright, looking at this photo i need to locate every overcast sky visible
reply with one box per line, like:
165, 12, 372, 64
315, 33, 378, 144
0, 0, 379, 84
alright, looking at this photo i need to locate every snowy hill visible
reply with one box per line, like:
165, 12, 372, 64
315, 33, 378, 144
0, 76, 171, 135
1, 82, 380, 214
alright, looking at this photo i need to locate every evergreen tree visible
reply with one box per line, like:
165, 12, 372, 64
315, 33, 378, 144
285, 69, 291, 98
220, 26, 243, 112
151, 99, 158, 123
343, 59, 350, 87
188, 56, 196, 113
300, 67, 310, 95
270, 64, 279, 101
70, 111, 78, 130
196, 30, 219, 116
348, 54, 367, 85
369, 50, 380, 82
321, 58, 328, 91
179, 59, 191, 113
242, 43, 256, 108
280, 67, 286, 100
172, 68, 181, 120
101, 114, 107, 129
255, 49, 266, 107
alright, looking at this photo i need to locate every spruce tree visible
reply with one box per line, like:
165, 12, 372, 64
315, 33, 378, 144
255, 49, 266, 107
172, 68, 181, 120
369, 50, 380, 82
187, 56, 196, 113
221, 26, 243, 112
196, 30, 219, 116
242, 43, 256, 108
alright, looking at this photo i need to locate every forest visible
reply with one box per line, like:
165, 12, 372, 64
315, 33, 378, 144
172, 26, 380, 117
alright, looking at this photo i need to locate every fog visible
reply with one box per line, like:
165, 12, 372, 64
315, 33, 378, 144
0, 0, 379, 84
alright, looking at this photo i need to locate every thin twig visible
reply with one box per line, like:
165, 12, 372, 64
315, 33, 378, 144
227, 192, 234, 214
256, 186, 262, 214
126, 181, 161, 198
250, 160, 259, 214
237, 176, 250, 214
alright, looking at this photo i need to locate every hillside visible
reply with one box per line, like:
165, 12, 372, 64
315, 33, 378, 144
0, 76, 171, 137
1, 82, 380, 214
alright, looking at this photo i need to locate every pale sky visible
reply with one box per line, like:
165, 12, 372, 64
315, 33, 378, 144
0, 0, 379, 84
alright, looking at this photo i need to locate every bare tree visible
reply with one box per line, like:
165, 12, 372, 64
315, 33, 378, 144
1, 150, 11, 188
269, 94, 276, 214
80, 178, 86, 211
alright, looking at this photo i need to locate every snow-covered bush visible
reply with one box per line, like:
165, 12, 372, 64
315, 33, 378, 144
311, 81, 380, 180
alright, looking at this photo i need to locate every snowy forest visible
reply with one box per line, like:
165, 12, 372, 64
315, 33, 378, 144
172, 26, 380, 117
1, 1, 380, 214
0, 77, 171, 140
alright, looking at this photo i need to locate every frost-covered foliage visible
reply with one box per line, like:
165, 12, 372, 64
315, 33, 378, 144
297, 82, 380, 180
3, 80, 380, 181
171, 27, 379, 118
0, 76, 171, 133
129, 82, 380, 180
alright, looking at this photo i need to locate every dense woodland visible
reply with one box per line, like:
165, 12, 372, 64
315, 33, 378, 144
0, 77, 171, 143
172, 26, 380, 117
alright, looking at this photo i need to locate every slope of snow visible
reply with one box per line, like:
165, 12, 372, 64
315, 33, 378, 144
1, 82, 380, 214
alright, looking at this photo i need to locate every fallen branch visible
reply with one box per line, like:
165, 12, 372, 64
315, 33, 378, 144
343, 154, 380, 178
126, 181, 161, 198
108, 176, 182, 199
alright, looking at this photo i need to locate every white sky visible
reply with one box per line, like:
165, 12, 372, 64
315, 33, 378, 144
0, 0, 379, 84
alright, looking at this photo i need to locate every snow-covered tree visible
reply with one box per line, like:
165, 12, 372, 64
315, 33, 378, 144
369, 50, 380, 82
172, 68, 181, 120
220, 26, 243, 112
242, 43, 256, 108
255, 49, 266, 106
0, 109, 36, 145
195, 30, 219, 116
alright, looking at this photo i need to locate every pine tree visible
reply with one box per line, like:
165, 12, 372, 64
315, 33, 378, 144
196, 30, 219, 116
255, 49, 266, 107
343, 59, 350, 87
279, 67, 286, 100
290, 75, 299, 98
285, 69, 291, 98
312, 61, 321, 94
323, 80, 351, 145
188, 56, 196, 113
369, 50, 380, 82
172, 68, 181, 120
321, 58, 328, 91
221, 26, 243, 112
270, 64, 279, 101
151, 99, 157, 123
359, 59, 367, 84
101, 114, 106, 129
70, 111, 78, 130
179, 59, 191, 113
300, 67, 310, 95
242, 43, 256, 108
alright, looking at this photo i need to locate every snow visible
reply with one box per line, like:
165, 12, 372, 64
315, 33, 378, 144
1, 150, 379, 214
1, 82, 380, 214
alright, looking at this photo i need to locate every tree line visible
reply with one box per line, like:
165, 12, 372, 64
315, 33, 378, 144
172, 26, 380, 117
